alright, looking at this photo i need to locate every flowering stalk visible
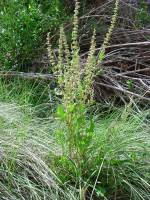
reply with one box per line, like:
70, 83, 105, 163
46, 32, 55, 68
98, 0, 120, 63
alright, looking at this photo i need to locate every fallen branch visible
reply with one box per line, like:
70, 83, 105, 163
103, 41, 150, 50
0, 71, 54, 81
96, 81, 150, 102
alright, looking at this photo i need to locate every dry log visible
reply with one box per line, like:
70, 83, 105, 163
0, 71, 53, 81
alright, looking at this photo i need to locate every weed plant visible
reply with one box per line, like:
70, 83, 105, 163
47, 0, 150, 199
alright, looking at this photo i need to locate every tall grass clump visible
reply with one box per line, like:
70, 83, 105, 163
0, 102, 80, 200
0, 77, 56, 117
0, 78, 80, 199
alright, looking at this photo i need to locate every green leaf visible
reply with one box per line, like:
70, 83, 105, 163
86, 118, 95, 133
99, 50, 105, 61
76, 116, 85, 128
96, 69, 103, 76
67, 104, 76, 113
131, 152, 137, 161
126, 79, 133, 90
95, 186, 106, 197
28, 4, 31, 10
57, 105, 66, 120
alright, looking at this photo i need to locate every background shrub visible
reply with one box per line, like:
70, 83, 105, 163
0, 0, 67, 71
136, 0, 150, 27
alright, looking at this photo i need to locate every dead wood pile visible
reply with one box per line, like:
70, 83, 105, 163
79, 0, 150, 104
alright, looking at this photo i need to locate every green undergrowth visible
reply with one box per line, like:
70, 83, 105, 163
0, 97, 150, 199
0, 78, 57, 117
0, 77, 150, 199
0, 0, 68, 70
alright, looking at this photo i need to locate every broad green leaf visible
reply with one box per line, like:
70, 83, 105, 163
57, 105, 66, 120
